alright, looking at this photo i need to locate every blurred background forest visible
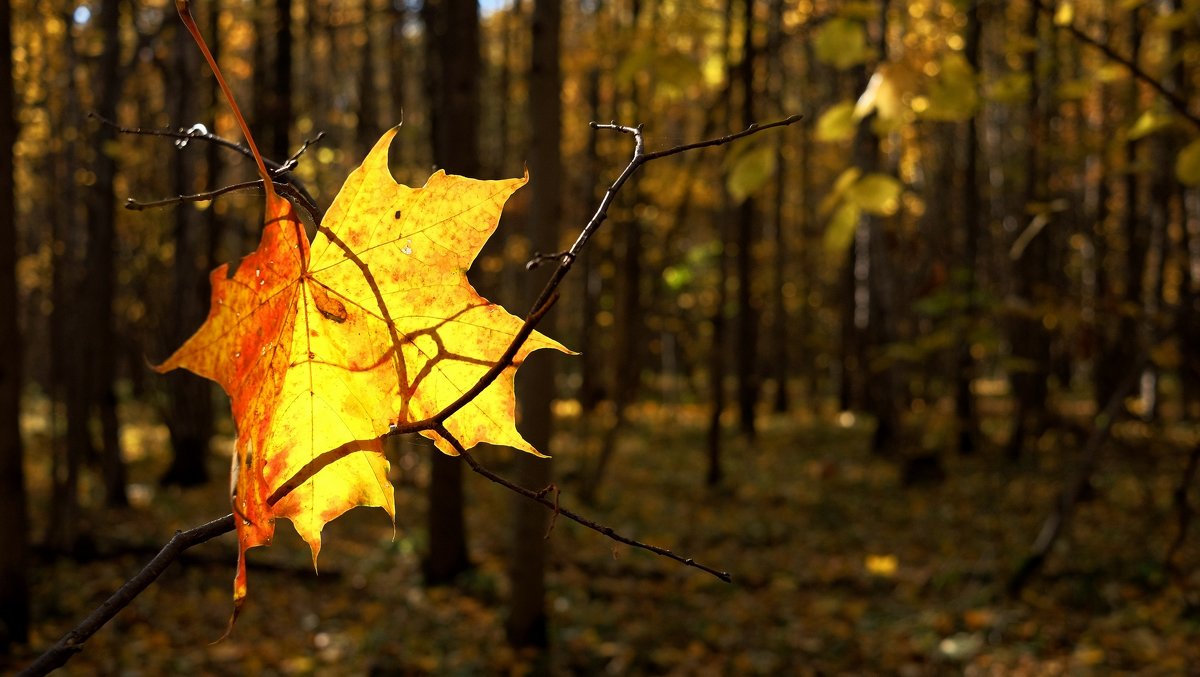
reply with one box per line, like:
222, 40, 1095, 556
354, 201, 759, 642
4, 0, 1200, 673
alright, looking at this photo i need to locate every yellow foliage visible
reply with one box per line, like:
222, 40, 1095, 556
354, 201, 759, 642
984, 72, 1031, 104
1176, 138, 1200, 185
819, 167, 863, 216
824, 202, 860, 255
864, 554, 898, 577
1128, 109, 1176, 140
845, 173, 903, 216
725, 144, 777, 204
921, 53, 978, 122
814, 18, 871, 70
1053, 2, 1075, 26
816, 100, 857, 142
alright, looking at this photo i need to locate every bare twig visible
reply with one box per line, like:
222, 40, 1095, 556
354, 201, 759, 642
1165, 441, 1200, 576
1008, 356, 1147, 596
125, 179, 322, 225
526, 114, 803, 319
17, 515, 236, 677
525, 250, 569, 270
274, 132, 326, 174
542, 483, 561, 539
124, 179, 263, 211
436, 424, 733, 583
90, 113, 324, 207
1031, 0, 1200, 130
274, 183, 323, 224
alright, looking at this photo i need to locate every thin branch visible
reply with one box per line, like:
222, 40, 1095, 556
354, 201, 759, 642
124, 179, 263, 211
18, 515, 236, 677
640, 114, 803, 161
125, 179, 322, 225
90, 113, 324, 207
1165, 441, 1200, 576
1032, 0, 1200, 130
437, 424, 733, 584
531, 114, 803, 317
274, 183, 323, 225
525, 250, 569, 270
1007, 356, 1147, 596
275, 132, 326, 174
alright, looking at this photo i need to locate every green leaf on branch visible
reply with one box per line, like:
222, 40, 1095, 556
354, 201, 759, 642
1176, 138, 1200, 185
984, 72, 1031, 104
921, 54, 978, 122
814, 18, 871, 70
845, 173, 903, 216
1128, 109, 1176, 141
816, 101, 857, 142
824, 202, 861, 255
726, 144, 777, 203
819, 167, 862, 216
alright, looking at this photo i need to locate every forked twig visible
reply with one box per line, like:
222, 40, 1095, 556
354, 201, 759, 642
92, 113, 324, 209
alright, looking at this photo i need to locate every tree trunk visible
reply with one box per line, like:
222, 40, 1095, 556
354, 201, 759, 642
507, 0, 561, 650
1182, 190, 1200, 417
1090, 8, 1121, 417
766, 0, 789, 414
256, 0, 293, 161
578, 53, 603, 414
357, 0, 379, 156
706, 0, 737, 488
49, 10, 89, 552
420, 0, 481, 585
855, 1, 902, 456
389, 0, 407, 158
161, 20, 214, 488
735, 0, 760, 438
955, 0, 982, 455
1141, 0, 1181, 421
581, 0, 645, 502
1007, 3, 1052, 459
495, 0, 524, 177
0, 0, 30, 647
86, 0, 127, 507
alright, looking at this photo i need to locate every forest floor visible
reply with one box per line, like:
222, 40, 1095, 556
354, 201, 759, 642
5, 395, 1200, 675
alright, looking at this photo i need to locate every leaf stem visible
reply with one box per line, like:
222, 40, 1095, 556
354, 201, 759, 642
175, 1, 276, 198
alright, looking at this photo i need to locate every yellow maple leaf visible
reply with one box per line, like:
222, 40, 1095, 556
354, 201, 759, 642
156, 128, 567, 623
